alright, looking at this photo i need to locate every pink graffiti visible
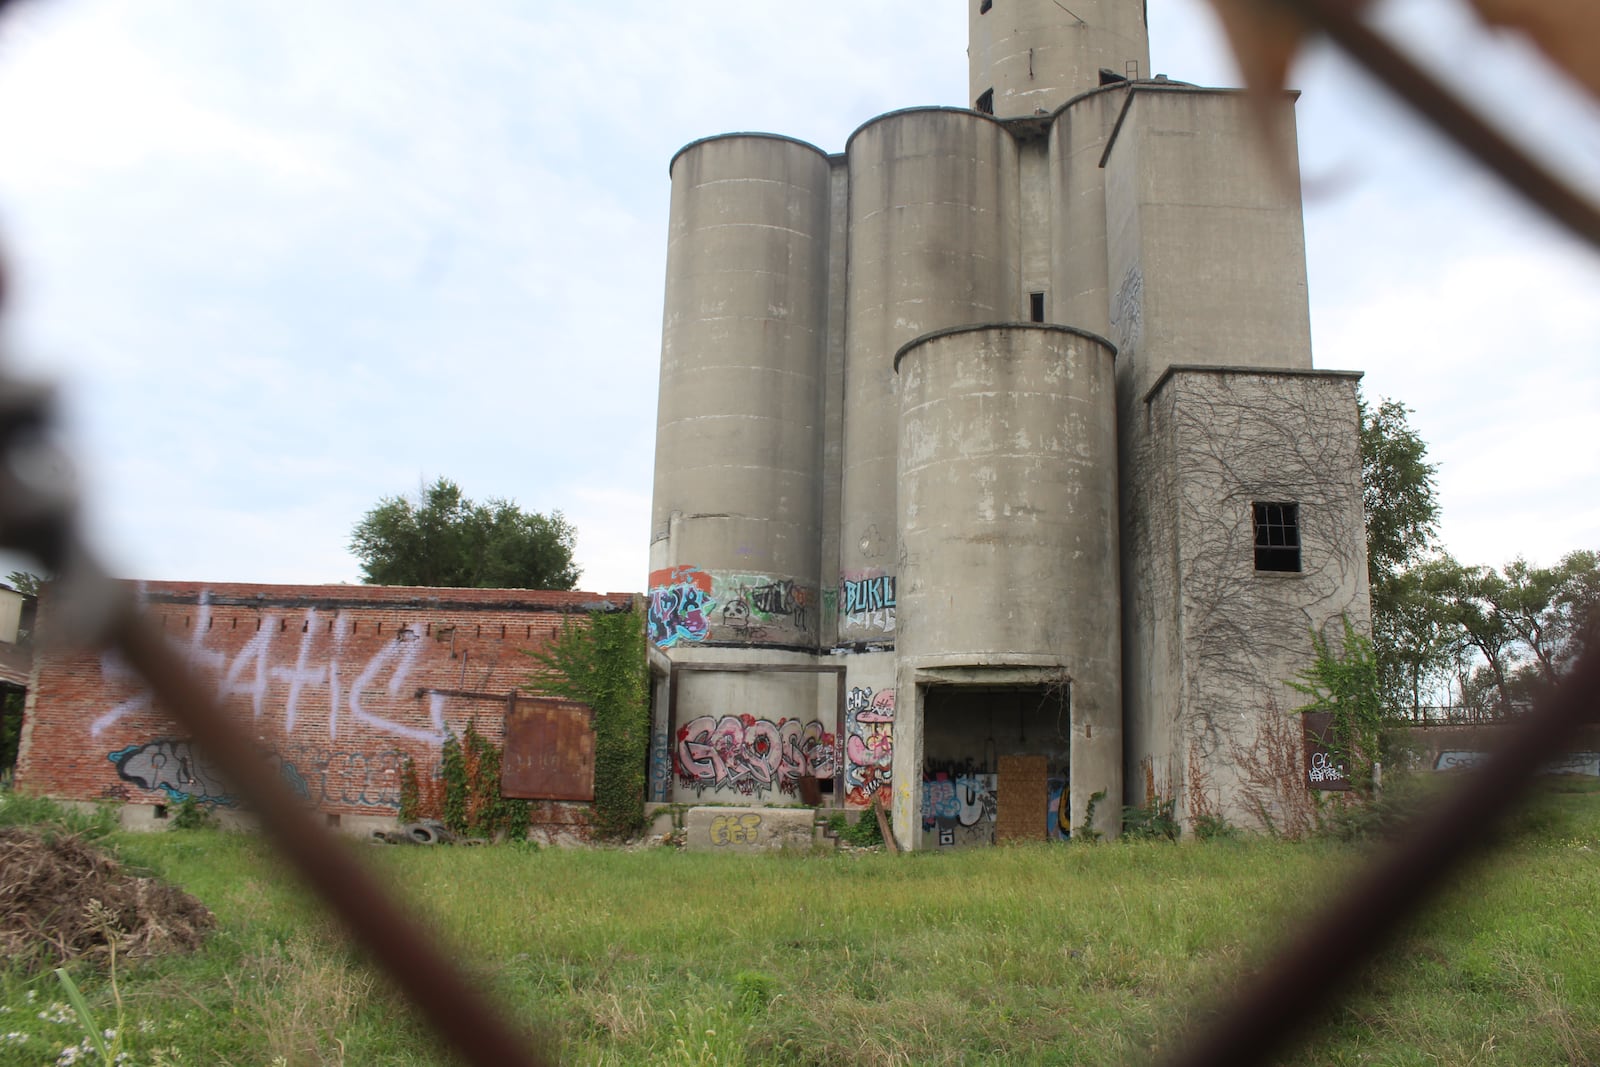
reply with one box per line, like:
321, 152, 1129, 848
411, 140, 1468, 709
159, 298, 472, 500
674, 714, 836, 797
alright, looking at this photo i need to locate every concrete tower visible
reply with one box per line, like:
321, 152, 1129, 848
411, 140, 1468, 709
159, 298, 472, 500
647, 1, 1369, 849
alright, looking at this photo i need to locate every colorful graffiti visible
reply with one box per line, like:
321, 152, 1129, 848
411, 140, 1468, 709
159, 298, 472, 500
840, 571, 895, 634
719, 577, 812, 640
107, 739, 310, 806
844, 686, 895, 808
709, 812, 763, 846
922, 772, 997, 847
1047, 776, 1069, 841
647, 566, 715, 647
675, 714, 836, 798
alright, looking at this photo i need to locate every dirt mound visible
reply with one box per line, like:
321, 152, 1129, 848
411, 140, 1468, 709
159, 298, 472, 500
0, 827, 215, 968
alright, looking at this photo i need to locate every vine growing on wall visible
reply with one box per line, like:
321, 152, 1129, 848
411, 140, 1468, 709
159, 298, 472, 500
1290, 615, 1386, 794
526, 606, 649, 840
1121, 371, 1370, 829
440, 722, 530, 840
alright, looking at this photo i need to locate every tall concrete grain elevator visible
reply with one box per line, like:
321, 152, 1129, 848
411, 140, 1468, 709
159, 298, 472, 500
648, 0, 1371, 848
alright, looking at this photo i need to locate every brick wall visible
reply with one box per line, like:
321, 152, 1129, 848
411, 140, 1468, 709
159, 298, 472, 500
16, 581, 634, 821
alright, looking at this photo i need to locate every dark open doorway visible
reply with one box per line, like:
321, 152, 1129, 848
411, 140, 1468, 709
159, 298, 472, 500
920, 683, 1070, 848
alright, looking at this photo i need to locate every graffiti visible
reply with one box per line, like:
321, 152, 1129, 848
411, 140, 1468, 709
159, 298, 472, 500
840, 571, 895, 633
109, 739, 403, 809
647, 566, 715, 647
1434, 750, 1600, 776
649, 730, 672, 801
1307, 751, 1348, 786
844, 686, 895, 808
716, 575, 814, 641
1047, 776, 1069, 841
921, 772, 997, 847
91, 593, 451, 744
279, 744, 404, 809
109, 739, 235, 804
675, 714, 836, 797
709, 812, 763, 846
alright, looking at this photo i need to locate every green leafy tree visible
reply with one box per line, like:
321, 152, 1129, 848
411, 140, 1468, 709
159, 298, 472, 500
1359, 394, 1447, 715
349, 477, 580, 589
3, 570, 42, 597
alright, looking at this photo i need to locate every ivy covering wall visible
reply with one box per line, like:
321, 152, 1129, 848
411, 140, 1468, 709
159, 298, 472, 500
526, 607, 649, 839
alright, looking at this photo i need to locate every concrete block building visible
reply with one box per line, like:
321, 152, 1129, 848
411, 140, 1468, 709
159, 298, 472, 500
647, 0, 1369, 847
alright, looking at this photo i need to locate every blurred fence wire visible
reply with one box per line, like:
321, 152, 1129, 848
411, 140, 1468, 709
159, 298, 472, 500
0, 0, 1597, 1063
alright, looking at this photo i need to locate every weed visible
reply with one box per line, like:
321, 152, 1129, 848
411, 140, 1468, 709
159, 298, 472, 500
1122, 795, 1180, 841
731, 971, 778, 1016
826, 809, 882, 848
0, 792, 117, 841
167, 796, 216, 832
1191, 813, 1239, 841
1075, 789, 1107, 843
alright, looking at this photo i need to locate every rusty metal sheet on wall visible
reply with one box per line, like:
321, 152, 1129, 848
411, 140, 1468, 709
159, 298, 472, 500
1302, 711, 1353, 791
503, 696, 595, 801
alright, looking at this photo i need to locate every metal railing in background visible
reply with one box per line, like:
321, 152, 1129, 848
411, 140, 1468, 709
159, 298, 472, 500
0, 0, 1596, 1063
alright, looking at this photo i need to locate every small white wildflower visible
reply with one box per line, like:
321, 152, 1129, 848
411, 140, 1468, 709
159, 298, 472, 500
114, 1053, 134, 1065
138, 1019, 157, 1034
25, 990, 36, 1003
56, 1044, 81, 1065
103, 1028, 118, 1039
2, 1031, 28, 1045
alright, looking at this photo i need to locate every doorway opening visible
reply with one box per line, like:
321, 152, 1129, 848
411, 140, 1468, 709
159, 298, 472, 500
920, 682, 1070, 848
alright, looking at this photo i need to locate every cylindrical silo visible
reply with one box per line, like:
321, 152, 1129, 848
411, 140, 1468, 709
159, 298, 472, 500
649, 134, 832, 650
969, 0, 1149, 117
1048, 85, 1129, 339
838, 107, 1019, 646
895, 324, 1121, 824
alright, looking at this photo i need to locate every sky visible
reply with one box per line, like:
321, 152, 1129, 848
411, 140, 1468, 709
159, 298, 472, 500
0, 0, 1595, 596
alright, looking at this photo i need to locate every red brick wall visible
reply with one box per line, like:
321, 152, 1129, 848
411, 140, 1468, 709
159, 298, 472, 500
16, 581, 634, 819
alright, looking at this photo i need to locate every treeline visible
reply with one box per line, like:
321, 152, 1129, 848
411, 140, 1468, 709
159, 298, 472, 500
1363, 397, 1598, 721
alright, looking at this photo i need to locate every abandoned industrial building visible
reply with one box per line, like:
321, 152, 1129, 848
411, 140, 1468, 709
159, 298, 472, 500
646, 0, 1371, 847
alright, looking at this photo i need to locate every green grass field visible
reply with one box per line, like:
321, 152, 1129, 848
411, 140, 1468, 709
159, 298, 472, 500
4, 784, 1600, 1066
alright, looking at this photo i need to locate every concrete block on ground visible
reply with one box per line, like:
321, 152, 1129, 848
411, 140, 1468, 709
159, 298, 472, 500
683, 806, 816, 852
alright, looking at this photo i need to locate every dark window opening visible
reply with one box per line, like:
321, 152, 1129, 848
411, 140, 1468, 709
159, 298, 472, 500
980, 0, 992, 12
325, 813, 342, 829
976, 88, 994, 115
1029, 291, 1046, 322
1254, 501, 1302, 572
153, 804, 168, 819
1098, 67, 1127, 86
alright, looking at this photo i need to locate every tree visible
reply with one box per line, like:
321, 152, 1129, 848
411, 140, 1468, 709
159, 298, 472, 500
349, 478, 580, 589
3, 570, 42, 597
1359, 394, 1448, 716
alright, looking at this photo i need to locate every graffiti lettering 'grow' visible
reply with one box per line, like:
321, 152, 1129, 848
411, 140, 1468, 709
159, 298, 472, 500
675, 714, 836, 798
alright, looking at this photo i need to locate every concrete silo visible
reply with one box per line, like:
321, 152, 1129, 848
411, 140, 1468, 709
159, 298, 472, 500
838, 108, 1019, 648
892, 324, 1121, 844
649, 134, 832, 652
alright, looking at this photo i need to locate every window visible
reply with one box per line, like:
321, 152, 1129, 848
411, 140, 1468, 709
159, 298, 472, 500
1253, 502, 1301, 572
1029, 291, 1046, 322
980, 0, 992, 12
976, 88, 994, 114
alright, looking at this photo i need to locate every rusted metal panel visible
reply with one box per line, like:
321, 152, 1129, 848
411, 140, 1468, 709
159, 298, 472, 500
502, 696, 594, 801
1301, 711, 1353, 791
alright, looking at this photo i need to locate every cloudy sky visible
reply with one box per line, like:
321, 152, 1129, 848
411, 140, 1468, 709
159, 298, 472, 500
0, 0, 1595, 595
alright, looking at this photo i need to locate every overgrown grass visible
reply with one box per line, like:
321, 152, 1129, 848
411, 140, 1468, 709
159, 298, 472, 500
3, 783, 1599, 1065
